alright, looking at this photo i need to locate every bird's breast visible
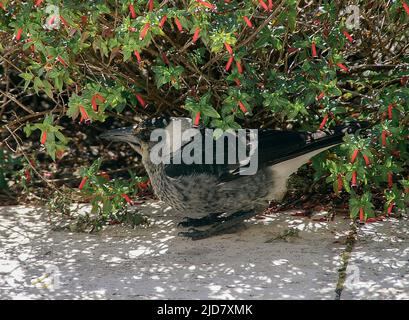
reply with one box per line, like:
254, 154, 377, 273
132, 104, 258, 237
143, 162, 277, 218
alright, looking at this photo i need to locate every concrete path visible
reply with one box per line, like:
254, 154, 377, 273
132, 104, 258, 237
0, 202, 408, 299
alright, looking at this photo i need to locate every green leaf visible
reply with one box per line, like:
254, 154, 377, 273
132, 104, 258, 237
19, 73, 33, 81
43, 80, 54, 99
201, 104, 220, 118
33, 77, 43, 94
24, 124, 33, 137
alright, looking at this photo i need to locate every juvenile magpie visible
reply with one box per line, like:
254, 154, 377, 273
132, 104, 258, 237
101, 117, 367, 240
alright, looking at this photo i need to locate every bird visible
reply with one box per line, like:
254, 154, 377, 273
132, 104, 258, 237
100, 117, 367, 240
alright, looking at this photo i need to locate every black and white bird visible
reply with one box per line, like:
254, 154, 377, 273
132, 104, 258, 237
101, 117, 367, 240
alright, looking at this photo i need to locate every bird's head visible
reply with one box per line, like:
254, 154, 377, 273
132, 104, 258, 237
99, 116, 170, 153
100, 116, 192, 155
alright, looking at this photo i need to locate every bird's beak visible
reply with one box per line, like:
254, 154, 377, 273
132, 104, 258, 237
99, 126, 139, 144
99, 126, 142, 154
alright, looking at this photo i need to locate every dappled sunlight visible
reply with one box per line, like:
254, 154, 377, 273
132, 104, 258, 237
1, 202, 408, 299
340, 215, 409, 299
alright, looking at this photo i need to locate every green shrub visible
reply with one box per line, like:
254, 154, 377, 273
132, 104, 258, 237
0, 0, 408, 224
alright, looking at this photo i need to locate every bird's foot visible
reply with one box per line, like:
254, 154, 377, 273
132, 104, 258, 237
178, 210, 256, 240
178, 228, 211, 240
177, 214, 222, 228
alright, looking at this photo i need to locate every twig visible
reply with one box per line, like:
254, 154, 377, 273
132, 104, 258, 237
0, 89, 34, 114
4, 125, 60, 192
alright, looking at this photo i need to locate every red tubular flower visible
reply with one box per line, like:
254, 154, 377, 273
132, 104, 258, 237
35, 0, 43, 7
268, 0, 273, 10
193, 112, 201, 127
391, 150, 400, 158
387, 202, 394, 215
60, 15, 69, 27
318, 114, 328, 130
238, 101, 249, 115
148, 0, 154, 11
79, 105, 90, 122
243, 16, 253, 28
140, 23, 150, 40
15, 28, 23, 41
81, 15, 87, 27
337, 174, 343, 192
337, 63, 349, 72
136, 94, 146, 108
138, 181, 147, 189
388, 172, 393, 188
311, 42, 317, 58
192, 27, 201, 43
236, 60, 243, 74
174, 17, 183, 32
129, 3, 136, 19
351, 171, 357, 187
48, 15, 56, 26
98, 171, 110, 180
359, 208, 364, 223
381, 130, 388, 147
343, 30, 354, 43
25, 169, 31, 183
56, 149, 65, 160
79, 16, 88, 27
134, 50, 142, 63
91, 94, 105, 111
287, 47, 299, 54
259, 0, 269, 11
196, 0, 215, 10
159, 15, 167, 28
388, 104, 393, 120
78, 177, 88, 190
316, 92, 325, 101
225, 56, 234, 71
363, 155, 370, 166
121, 194, 133, 204
57, 56, 67, 67
40, 131, 47, 145
403, 1, 409, 16
350, 149, 359, 164
138, 179, 150, 189
224, 42, 233, 55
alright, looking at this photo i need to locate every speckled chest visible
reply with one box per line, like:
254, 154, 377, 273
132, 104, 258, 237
142, 160, 276, 218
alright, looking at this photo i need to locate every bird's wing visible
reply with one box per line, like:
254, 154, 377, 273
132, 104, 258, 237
163, 129, 245, 180
162, 129, 306, 181
163, 123, 363, 181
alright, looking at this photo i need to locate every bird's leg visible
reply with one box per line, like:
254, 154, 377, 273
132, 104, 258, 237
178, 210, 256, 240
178, 213, 223, 228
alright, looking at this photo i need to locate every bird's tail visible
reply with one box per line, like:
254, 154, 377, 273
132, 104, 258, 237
273, 121, 369, 164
